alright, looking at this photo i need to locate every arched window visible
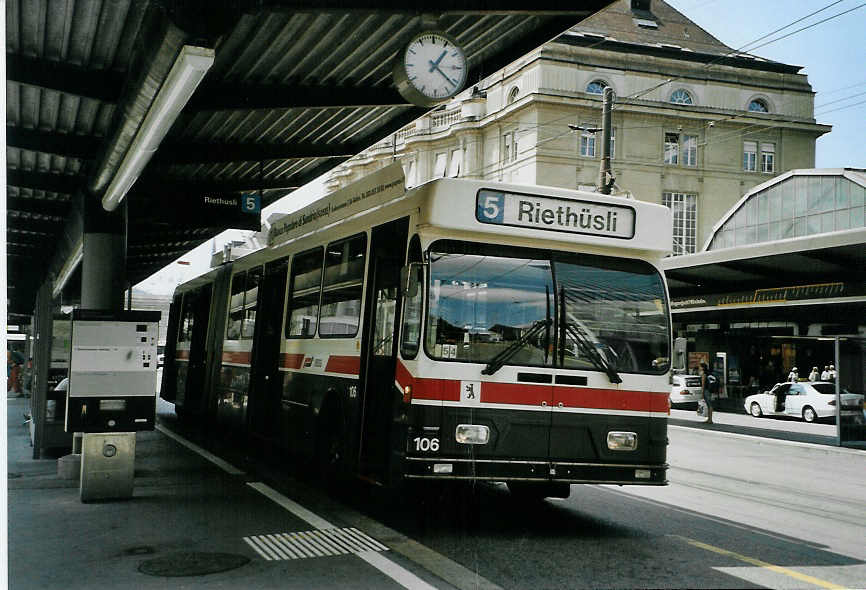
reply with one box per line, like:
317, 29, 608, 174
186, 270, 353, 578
507, 86, 519, 105
670, 89, 693, 105
586, 80, 607, 95
748, 99, 769, 113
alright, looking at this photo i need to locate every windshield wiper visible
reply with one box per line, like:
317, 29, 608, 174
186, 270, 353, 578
563, 317, 622, 384
481, 318, 551, 376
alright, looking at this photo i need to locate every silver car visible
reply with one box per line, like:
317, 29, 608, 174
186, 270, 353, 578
744, 381, 864, 423
670, 373, 703, 406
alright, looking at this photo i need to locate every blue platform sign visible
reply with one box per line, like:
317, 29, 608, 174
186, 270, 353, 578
241, 193, 261, 214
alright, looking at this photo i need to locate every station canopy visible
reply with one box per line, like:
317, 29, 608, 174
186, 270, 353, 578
664, 169, 866, 323
6, 0, 612, 321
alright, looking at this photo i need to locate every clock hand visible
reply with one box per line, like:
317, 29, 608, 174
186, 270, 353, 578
431, 63, 456, 87
428, 50, 447, 73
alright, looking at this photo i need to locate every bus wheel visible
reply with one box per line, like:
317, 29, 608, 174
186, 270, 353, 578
316, 408, 344, 485
507, 481, 570, 500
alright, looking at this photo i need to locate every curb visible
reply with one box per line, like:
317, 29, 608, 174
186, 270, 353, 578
668, 424, 866, 456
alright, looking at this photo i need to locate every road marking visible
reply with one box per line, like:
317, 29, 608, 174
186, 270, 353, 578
155, 424, 245, 475
247, 482, 334, 529
247, 482, 439, 590
671, 535, 846, 590
156, 426, 450, 589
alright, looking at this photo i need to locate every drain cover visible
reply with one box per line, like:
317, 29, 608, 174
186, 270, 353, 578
138, 552, 250, 577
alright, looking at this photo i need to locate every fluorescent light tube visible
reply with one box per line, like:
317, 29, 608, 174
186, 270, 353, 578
102, 45, 215, 211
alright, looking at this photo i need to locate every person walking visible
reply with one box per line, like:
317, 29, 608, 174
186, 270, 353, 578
699, 362, 714, 424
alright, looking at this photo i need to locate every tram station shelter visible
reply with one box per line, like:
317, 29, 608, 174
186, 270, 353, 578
663, 168, 866, 405
5, 1, 614, 458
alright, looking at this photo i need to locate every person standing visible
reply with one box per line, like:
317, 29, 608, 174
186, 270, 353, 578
808, 366, 819, 382
699, 362, 714, 424
828, 365, 836, 382
787, 367, 799, 382
820, 365, 831, 381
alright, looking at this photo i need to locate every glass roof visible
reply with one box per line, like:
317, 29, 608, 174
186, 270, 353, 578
707, 171, 866, 251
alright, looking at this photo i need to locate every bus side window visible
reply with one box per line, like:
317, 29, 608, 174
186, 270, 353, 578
286, 247, 324, 338
242, 266, 263, 339
227, 272, 246, 340
400, 235, 424, 359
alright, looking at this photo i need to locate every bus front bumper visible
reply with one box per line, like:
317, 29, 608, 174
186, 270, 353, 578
404, 457, 668, 485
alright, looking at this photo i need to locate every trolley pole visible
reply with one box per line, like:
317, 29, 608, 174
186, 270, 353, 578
598, 86, 614, 195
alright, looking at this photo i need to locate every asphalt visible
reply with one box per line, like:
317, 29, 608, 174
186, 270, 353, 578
5, 395, 459, 590
6, 395, 864, 590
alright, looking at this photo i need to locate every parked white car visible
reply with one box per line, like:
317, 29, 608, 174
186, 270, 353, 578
670, 373, 703, 406
744, 381, 864, 423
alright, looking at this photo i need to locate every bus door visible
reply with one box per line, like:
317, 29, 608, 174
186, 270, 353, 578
358, 217, 409, 478
247, 257, 289, 442
182, 285, 212, 418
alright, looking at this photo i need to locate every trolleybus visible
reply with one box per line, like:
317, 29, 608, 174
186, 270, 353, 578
161, 163, 673, 498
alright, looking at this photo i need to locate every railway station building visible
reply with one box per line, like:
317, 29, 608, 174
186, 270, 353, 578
664, 168, 866, 404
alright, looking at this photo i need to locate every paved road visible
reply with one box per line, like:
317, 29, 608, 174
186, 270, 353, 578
334, 420, 866, 589
149, 400, 866, 589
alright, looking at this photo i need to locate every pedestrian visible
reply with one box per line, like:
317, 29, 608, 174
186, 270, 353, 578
808, 366, 819, 382
820, 365, 830, 381
787, 366, 798, 382
828, 364, 836, 381
7, 351, 22, 396
699, 362, 714, 424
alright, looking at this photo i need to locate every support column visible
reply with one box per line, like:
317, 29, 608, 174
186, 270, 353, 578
32, 281, 54, 459
81, 196, 126, 310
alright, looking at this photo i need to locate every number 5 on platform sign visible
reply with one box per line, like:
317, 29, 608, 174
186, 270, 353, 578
241, 193, 261, 214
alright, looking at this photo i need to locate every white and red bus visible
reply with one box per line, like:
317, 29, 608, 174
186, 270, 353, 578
162, 163, 673, 498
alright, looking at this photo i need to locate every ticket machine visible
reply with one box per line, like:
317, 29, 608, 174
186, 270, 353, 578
65, 309, 160, 501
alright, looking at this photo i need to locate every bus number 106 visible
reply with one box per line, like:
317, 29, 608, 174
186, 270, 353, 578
413, 437, 440, 452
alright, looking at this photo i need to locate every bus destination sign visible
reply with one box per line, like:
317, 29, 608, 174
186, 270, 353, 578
475, 189, 635, 239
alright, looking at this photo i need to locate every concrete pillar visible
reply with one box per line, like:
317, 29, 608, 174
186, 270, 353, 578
81, 196, 126, 310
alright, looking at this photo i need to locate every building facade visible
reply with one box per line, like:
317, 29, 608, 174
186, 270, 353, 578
326, 0, 830, 256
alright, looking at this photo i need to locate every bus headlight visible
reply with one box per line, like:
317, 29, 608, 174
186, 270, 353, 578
607, 431, 638, 451
455, 424, 490, 445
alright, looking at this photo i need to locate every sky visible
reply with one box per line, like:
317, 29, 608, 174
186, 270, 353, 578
134, 0, 866, 296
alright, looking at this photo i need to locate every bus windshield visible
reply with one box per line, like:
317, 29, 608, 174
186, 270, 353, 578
425, 241, 669, 375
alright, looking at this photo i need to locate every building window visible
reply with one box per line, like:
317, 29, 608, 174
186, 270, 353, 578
760, 143, 775, 173
580, 127, 596, 157
670, 89, 693, 105
682, 134, 697, 167
405, 160, 416, 187
743, 141, 757, 172
507, 87, 519, 105
502, 130, 518, 163
586, 79, 607, 95
579, 124, 614, 159
662, 192, 698, 255
664, 132, 679, 165
433, 152, 447, 177
448, 149, 462, 177
748, 99, 769, 113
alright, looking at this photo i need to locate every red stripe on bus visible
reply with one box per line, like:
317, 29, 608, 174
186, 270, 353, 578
551, 386, 651, 412
325, 355, 360, 375
221, 351, 251, 364
281, 353, 305, 369
397, 362, 460, 401
479, 382, 549, 406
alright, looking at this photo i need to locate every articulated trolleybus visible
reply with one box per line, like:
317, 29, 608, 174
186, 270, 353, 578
161, 163, 673, 498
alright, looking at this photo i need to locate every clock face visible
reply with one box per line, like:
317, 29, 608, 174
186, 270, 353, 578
396, 32, 467, 105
